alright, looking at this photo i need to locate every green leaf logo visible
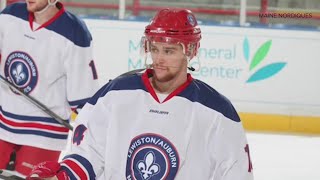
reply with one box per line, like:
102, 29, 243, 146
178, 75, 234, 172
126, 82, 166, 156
246, 62, 287, 83
243, 38, 286, 83
250, 40, 272, 70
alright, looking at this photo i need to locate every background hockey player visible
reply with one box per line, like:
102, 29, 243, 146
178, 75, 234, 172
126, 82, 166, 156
0, 0, 99, 176
27, 8, 253, 180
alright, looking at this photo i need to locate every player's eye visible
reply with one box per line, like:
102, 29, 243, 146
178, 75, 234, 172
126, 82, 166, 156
150, 47, 158, 53
164, 49, 174, 55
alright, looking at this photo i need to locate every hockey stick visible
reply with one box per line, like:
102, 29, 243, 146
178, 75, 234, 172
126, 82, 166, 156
0, 68, 146, 131
0, 169, 25, 180
0, 75, 73, 131
117, 68, 146, 78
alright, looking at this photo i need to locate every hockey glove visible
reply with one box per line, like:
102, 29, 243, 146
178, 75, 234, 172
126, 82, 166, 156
26, 161, 68, 180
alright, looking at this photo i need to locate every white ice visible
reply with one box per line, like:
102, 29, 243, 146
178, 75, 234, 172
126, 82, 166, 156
247, 132, 320, 180
2, 132, 319, 180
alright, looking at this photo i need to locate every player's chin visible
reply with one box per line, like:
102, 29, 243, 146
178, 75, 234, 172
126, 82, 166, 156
154, 74, 174, 83
153, 69, 166, 77
154, 67, 166, 74
27, 6, 37, 12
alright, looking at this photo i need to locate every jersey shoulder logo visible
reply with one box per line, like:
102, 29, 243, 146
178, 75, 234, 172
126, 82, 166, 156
4, 51, 38, 94
73, 124, 87, 146
126, 133, 180, 180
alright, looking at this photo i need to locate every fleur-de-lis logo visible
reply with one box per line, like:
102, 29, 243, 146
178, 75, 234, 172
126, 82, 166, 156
137, 151, 160, 180
12, 63, 26, 84
243, 37, 286, 83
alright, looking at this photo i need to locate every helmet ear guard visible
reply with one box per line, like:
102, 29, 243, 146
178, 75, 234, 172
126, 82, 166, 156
183, 41, 200, 59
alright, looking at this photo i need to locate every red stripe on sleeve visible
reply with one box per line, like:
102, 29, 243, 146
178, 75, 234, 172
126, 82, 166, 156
63, 159, 88, 180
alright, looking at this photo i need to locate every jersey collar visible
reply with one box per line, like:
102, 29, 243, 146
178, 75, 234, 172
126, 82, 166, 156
28, 2, 65, 31
142, 69, 193, 103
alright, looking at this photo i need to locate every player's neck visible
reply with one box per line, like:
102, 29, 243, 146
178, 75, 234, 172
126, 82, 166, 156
151, 71, 187, 94
34, 6, 59, 25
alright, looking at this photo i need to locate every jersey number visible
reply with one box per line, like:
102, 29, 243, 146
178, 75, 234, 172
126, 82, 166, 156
89, 60, 98, 80
244, 144, 253, 172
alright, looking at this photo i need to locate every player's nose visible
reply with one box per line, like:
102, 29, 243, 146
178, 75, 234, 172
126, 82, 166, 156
152, 53, 166, 64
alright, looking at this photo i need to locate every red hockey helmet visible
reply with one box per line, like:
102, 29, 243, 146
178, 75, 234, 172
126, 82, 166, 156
143, 8, 202, 60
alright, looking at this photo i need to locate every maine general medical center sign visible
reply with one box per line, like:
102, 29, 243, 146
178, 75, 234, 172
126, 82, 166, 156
84, 19, 320, 117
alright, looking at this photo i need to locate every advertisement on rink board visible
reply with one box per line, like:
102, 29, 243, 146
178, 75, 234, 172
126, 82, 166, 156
83, 19, 320, 118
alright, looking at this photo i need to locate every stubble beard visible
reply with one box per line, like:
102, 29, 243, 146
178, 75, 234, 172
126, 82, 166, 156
27, 2, 48, 12
153, 67, 178, 83
154, 72, 175, 83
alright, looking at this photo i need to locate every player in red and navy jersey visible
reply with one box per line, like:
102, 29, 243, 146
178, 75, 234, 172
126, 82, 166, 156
27, 8, 253, 180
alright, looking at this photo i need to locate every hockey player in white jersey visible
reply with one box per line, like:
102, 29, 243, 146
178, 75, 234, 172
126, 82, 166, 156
0, 0, 99, 176
27, 8, 253, 180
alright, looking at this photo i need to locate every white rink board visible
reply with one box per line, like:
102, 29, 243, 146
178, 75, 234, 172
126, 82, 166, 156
84, 19, 320, 117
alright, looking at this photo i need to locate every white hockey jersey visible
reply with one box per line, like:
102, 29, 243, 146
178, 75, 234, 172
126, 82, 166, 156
0, 3, 99, 151
61, 69, 254, 180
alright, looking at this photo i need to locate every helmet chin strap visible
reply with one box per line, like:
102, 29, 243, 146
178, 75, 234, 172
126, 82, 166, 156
35, 0, 59, 15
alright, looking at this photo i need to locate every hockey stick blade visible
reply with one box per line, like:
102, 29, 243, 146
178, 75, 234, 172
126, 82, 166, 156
0, 169, 25, 180
0, 75, 73, 131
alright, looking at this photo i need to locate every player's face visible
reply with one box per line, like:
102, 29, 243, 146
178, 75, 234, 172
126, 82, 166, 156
26, 0, 49, 12
150, 42, 187, 82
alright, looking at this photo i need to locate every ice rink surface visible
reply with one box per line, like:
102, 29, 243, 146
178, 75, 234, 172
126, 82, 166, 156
59, 132, 320, 180
60, 132, 320, 180
2, 132, 319, 180
247, 132, 320, 180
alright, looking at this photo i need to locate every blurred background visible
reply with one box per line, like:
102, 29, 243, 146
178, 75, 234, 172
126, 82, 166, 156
1, 0, 320, 179
2, 0, 320, 28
